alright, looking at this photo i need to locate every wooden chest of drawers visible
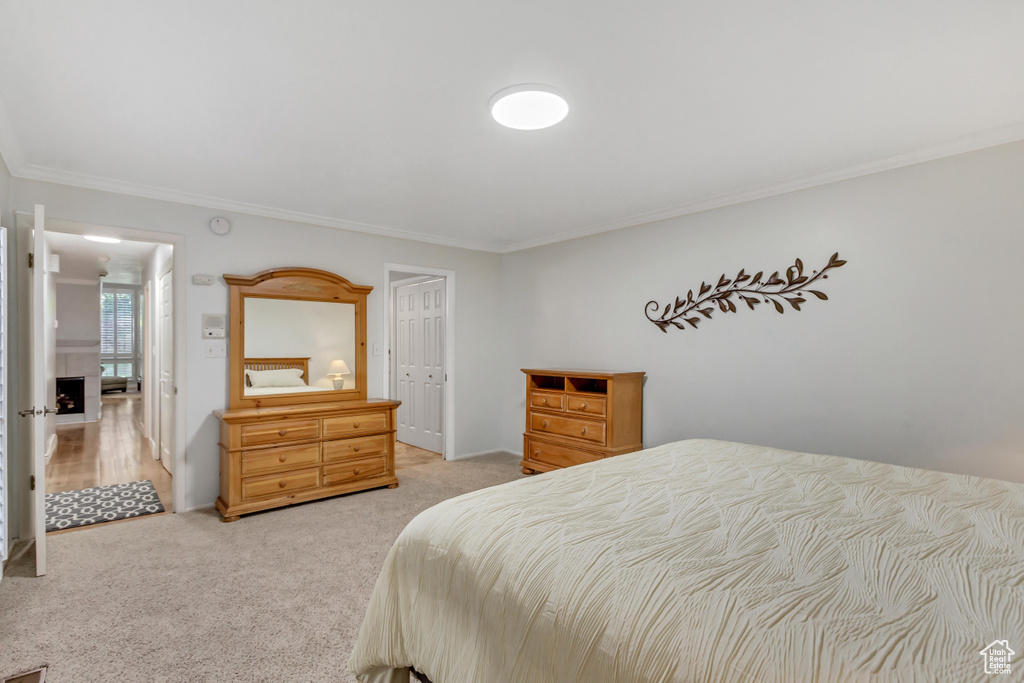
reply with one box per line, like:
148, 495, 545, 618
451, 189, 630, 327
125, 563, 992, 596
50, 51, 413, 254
521, 369, 644, 474
214, 399, 399, 521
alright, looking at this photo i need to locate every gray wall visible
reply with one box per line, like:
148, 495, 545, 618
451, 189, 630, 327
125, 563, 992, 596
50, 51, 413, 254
501, 140, 1024, 484
55, 282, 100, 341
7, 177, 505, 515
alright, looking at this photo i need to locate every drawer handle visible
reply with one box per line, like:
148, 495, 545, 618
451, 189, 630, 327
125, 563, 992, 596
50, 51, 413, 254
278, 480, 287, 488
581, 403, 588, 410
279, 454, 287, 462
278, 429, 287, 436
534, 449, 540, 457
542, 398, 548, 405
581, 427, 588, 435
353, 422, 360, 429
542, 420, 548, 428
354, 446, 361, 452
353, 468, 361, 475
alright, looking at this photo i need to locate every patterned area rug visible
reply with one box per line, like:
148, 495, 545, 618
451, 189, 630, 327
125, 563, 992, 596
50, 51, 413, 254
46, 480, 165, 532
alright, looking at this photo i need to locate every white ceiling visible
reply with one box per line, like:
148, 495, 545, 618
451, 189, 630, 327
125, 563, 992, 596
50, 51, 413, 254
2, 1, 1023, 252
46, 231, 158, 285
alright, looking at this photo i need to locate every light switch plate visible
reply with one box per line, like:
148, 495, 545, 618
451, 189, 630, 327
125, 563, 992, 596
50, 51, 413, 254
372, 343, 381, 356
204, 340, 227, 358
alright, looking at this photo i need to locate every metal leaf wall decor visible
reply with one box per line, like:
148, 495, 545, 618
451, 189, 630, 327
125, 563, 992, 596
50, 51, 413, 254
646, 252, 847, 333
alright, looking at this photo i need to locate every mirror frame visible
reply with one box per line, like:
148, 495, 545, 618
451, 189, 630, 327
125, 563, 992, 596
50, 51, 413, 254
224, 267, 371, 409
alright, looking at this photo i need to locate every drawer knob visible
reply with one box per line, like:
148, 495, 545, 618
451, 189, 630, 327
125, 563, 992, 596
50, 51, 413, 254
534, 449, 540, 457
354, 468, 361, 475
581, 427, 588, 435
542, 398, 548, 405
278, 429, 287, 436
279, 454, 287, 462
542, 420, 548, 428
581, 403, 588, 410
354, 446, 361, 452
278, 480, 286, 488
353, 422, 360, 428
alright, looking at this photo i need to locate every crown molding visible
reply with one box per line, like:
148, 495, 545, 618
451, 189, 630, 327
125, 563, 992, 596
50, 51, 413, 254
8, 161, 503, 253
498, 120, 1024, 253
4, 119, 1023, 255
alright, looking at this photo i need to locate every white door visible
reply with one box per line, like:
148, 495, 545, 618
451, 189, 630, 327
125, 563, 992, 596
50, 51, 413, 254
395, 279, 445, 453
158, 268, 174, 474
29, 206, 48, 576
0, 228, 8, 568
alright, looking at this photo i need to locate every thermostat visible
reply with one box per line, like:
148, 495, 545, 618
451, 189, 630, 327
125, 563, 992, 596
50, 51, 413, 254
202, 313, 226, 339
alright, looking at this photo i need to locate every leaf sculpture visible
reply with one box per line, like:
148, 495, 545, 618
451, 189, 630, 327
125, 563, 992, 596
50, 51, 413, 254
645, 252, 847, 333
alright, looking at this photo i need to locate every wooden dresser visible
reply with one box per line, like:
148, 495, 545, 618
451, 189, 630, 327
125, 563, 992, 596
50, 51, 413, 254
215, 399, 399, 522
521, 369, 645, 474
214, 266, 400, 522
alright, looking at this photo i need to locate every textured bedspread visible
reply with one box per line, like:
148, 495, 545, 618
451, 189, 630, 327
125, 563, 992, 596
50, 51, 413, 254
349, 439, 1024, 682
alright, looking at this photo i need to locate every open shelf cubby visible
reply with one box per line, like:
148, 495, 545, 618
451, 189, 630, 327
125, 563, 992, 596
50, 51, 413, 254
566, 377, 608, 394
529, 374, 565, 392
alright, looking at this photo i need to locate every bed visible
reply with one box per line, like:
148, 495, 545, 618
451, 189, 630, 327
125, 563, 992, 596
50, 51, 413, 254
349, 439, 1024, 682
242, 357, 330, 396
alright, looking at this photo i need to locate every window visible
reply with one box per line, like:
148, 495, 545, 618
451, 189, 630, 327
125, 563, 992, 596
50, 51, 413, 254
101, 285, 139, 379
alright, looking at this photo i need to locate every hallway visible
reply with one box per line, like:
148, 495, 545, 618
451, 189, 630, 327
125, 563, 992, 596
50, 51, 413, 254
46, 393, 173, 517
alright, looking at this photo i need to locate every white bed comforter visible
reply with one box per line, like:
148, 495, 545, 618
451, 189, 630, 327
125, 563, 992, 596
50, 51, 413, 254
349, 439, 1024, 682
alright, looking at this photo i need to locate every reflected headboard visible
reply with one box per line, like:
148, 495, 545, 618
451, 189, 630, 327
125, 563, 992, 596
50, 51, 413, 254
243, 357, 310, 386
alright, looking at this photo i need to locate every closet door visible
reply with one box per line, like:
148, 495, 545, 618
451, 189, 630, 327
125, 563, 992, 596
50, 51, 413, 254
395, 279, 445, 454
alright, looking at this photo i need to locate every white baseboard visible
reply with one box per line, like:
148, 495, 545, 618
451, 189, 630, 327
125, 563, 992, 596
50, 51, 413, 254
44, 434, 58, 465
183, 503, 215, 513
447, 448, 518, 461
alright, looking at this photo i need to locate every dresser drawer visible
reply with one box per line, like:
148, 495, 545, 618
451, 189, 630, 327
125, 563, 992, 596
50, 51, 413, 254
530, 412, 606, 445
240, 419, 319, 448
530, 391, 565, 412
241, 467, 320, 501
322, 412, 389, 438
323, 434, 389, 463
566, 395, 606, 417
322, 457, 387, 487
241, 443, 320, 477
527, 438, 603, 469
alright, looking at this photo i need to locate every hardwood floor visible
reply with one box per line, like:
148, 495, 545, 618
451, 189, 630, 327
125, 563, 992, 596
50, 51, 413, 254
46, 393, 174, 519
395, 441, 442, 469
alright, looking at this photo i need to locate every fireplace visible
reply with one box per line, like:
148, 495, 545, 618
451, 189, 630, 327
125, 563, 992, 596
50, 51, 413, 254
56, 377, 85, 415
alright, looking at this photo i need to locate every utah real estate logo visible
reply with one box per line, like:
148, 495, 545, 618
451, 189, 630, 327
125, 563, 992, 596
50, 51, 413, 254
980, 640, 1014, 675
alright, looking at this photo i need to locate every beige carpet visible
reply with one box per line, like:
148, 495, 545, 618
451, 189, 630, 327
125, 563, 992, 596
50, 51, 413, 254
0, 452, 523, 682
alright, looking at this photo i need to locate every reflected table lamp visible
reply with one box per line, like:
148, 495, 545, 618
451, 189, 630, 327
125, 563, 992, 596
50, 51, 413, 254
328, 359, 351, 390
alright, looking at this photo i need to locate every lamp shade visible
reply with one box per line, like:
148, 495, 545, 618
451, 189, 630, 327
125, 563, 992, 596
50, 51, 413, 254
327, 359, 351, 376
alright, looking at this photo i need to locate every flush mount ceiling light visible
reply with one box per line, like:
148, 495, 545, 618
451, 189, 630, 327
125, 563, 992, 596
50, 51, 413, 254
84, 235, 121, 244
489, 84, 569, 130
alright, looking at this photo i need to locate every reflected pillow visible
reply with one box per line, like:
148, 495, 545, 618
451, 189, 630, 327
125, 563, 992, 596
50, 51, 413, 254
246, 368, 306, 388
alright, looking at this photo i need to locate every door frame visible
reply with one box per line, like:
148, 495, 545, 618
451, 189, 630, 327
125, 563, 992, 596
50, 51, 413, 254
15, 213, 187, 515
384, 263, 455, 460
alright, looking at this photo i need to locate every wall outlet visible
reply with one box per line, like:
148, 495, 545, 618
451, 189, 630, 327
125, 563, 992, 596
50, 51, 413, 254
204, 340, 227, 358
192, 274, 214, 286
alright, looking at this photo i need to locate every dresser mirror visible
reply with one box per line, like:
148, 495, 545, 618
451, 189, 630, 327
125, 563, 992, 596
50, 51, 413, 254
225, 267, 371, 409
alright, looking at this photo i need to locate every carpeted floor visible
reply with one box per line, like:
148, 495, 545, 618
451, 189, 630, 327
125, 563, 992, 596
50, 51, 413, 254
0, 452, 523, 683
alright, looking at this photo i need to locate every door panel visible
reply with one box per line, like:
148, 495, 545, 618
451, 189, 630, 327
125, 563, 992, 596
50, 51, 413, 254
30, 206, 47, 575
394, 278, 445, 454
159, 268, 174, 474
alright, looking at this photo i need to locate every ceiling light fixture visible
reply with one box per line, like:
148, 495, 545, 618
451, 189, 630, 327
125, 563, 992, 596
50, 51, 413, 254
83, 235, 121, 244
489, 84, 569, 130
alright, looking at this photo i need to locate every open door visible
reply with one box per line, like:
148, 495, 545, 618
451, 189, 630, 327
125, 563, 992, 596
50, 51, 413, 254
25, 204, 49, 576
